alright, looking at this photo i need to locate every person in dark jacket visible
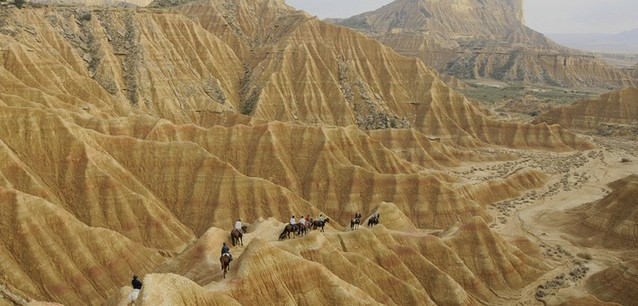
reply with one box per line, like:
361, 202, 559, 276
132, 275, 142, 289
221, 242, 232, 261
128, 275, 142, 304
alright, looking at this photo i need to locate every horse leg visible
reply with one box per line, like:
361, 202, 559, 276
220, 259, 226, 279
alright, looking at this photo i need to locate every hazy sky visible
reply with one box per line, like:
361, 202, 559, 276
285, 0, 638, 34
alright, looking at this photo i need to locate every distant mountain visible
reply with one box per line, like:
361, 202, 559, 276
548, 29, 638, 54
330, 0, 636, 89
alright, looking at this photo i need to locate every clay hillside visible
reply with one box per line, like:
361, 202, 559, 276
527, 174, 638, 306
330, 0, 636, 88
533, 87, 638, 137
0, 0, 636, 305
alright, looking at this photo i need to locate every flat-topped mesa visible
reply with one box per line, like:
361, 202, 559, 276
331, 0, 636, 88
336, 0, 527, 38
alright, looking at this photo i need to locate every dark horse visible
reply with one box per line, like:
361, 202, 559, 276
231, 225, 247, 246
278, 224, 296, 240
350, 213, 361, 231
231, 229, 243, 246
220, 254, 231, 278
312, 218, 330, 232
367, 214, 379, 227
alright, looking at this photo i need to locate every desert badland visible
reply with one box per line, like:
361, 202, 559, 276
0, 0, 637, 305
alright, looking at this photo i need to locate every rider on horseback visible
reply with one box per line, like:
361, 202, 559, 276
235, 218, 243, 232
221, 242, 232, 261
290, 215, 297, 232
298, 214, 306, 234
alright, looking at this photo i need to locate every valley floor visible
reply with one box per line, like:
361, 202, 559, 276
482, 135, 637, 305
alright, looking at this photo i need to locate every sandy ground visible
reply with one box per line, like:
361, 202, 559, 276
480, 135, 638, 305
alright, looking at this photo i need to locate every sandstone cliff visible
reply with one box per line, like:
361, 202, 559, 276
0, 1, 593, 304
0, 2, 592, 149
331, 0, 636, 88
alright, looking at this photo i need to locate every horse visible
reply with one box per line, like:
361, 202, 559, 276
231, 225, 248, 246
312, 218, 330, 232
220, 254, 231, 279
298, 222, 312, 236
350, 217, 361, 231
367, 214, 379, 227
278, 224, 295, 240
231, 228, 243, 246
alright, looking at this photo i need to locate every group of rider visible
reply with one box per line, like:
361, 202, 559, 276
289, 214, 324, 229
221, 214, 326, 260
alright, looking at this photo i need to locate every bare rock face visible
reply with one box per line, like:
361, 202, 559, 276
331, 0, 636, 88
566, 175, 638, 248
534, 87, 638, 135
0, 0, 594, 305
585, 258, 638, 306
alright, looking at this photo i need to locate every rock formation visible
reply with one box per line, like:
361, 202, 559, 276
565, 175, 638, 248
534, 87, 638, 136
99, 217, 549, 306
331, 0, 636, 88
585, 258, 638, 306
0, 0, 603, 305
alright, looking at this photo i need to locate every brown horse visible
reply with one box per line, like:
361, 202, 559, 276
231, 229, 243, 246
297, 222, 309, 236
278, 224, 296, 240
220, 254, 231, 278
312, 218, 330, 232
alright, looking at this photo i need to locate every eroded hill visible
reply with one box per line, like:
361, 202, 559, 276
534, 87, 638, 138
330, 0, 636, 89
0, 1, 626, 305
